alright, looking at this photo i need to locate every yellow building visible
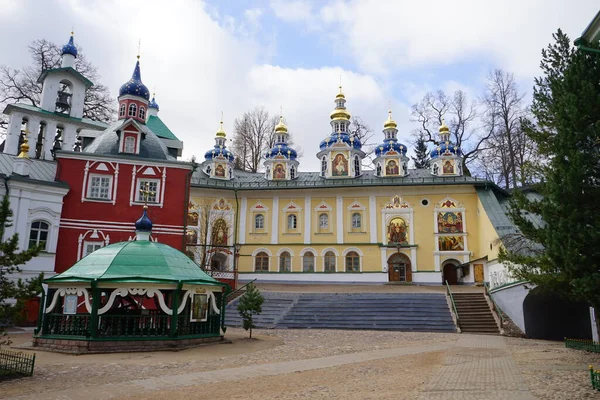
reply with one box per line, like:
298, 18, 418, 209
188, 88, 507, 285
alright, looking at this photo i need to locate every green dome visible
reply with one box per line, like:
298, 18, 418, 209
47, 241, 223, 286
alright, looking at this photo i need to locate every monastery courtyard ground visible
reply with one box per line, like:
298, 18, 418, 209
3, 284, 600, 399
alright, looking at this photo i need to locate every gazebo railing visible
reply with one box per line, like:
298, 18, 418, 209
98, 314, 171, 338
177, 314, 221, 337
45, 313, 91, 337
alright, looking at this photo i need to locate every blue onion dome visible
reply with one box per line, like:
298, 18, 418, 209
319, 131, 362, 150
265, 143, 298, 160
61, 32, 78, 57
135, 209, 153, 231
375, 141, 408, 157
119, 57, 150, 100
430, 121, 463, 158
204, 146, 234, 161
148, 94, 159, 110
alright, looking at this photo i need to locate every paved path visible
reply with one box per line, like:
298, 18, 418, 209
14, 335, 536, 400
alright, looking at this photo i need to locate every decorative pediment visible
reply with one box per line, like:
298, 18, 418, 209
142, 167, 156, 176
212, 198, 232, 211
314, 201, 332, 212
282, 201, 302, 212
347, 200, 365, 211
250, 201, 269, 212
95, 163, 109, 172
437, 197, 463, 209
384, 195, 410, 209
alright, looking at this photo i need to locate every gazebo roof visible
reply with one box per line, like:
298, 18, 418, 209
46, 240, 225, 286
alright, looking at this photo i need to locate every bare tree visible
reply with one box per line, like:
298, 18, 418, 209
479, 69, 535, 189
186, 198, 226, 274
348, 116, 376, 167
0, 39, 115, 136
411, 90, 493, 176
231, 107, 278, 172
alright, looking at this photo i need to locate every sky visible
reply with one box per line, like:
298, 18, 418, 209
0, 0, 597, 171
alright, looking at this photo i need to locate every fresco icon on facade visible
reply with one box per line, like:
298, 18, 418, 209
438, 236, 464, 251
443, 160, 454, 174
211, 218, 228, 246
438, 211, 463, 233
387, 217, 408, 245
386, 160, 399, 175
215, 164, 225, 177
332, 153, 348, 176
273, 163, 286, 179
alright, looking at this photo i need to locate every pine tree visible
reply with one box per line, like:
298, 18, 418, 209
0, 193, 43, 345
412, 134, 430, 169
499, 30, 600, 320
236, 283, 264, 339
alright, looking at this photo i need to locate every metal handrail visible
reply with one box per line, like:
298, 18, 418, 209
445, 280, 459, 322
226, 278, 257, 303
484, 282, 505, 324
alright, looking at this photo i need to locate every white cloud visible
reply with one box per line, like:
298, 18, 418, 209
270, 0, 313, 23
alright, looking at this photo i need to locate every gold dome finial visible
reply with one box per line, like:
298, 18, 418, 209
275, 114, 288, 133
384, 109, 397, 129
439, 119, 450, 133
335, 85, 345, 100
216, 112, 226, 138
17, 131, 30, 159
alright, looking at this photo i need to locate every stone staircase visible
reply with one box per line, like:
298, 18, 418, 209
452, 292, 500, 334
225, 292, 456, 332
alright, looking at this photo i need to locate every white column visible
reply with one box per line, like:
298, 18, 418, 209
380, 247, 387, 272
239, 197, 247, 245
26, 117, 40, 158
271, 196, 279, 244
410, 248, 417, 272
336, 196, 343, 244
304, 196, 311, 244
15, 190, 31, 250
61, 124, 78, 152
369, 196, 377, 243
5, 112, 24, 155
43, 121, 57, 160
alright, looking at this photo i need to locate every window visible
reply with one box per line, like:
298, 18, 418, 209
119, 103, 126, 117
287, 214, 297, 230
139, 107, 146, 120
354, 156, 361, 177
376, 163, 382, 176
303, 252, 315, 272
124, 136, 135, 153
324, 251, 336, 272
345, 251, 360, 272
352, 212, 362, 229
319, 213, 329, 229
83, 241, 103, 257
88, 175, 112, 200
255, 214, 264, 230
321, 156, 327, 176
28, 221, 49, 250
137, 179, 158, 203
255, 252, 269, 272
290, 166, 296, 180
128, 103, 137, 117
279, 251, 291, 272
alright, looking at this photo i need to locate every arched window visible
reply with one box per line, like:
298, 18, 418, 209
279, 251, 291, 272
255, 214, 264, 230
128, 103, 137, 117
376, 163, 382, 176
319, 213, 329, 229
287, 214, 297, 230
29, 220, 49, 250
352, 212, 362, 229
321, 156, 327, 176
119, 103, 126, 117
290, 166, 296, 180
302, 252, 315, 272
255, 252, 269, 272
139, 107, 146, 120
324, 251, 336, 272
124, 136, 135, 153
345, 251, 360, 272
354, 155, 360, 177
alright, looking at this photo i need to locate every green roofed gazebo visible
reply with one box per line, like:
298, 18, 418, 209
33, 208, 229, 353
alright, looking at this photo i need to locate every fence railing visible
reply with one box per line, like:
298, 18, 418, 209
565, 338, 600, 353
590, 366, 600, 391
0, 348, 35, 378
226, 279, 257, 304
445, 280, 459, 325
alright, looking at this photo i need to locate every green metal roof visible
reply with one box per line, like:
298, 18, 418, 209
146, 115, 179, 140
37, 67, 94, 88
46, 240, 224, 286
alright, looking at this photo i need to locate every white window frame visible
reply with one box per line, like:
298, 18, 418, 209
119, 103, 126, 117
290, 166, 296, 180
28, 220, 50, 251
124, 136, 135, 153
287, 214, 297, 230
321, 156, 327, 176
302, 252, 315, 272
319, 213, 329, 229
255, 214, 265, 230
352, 212, 362, 229
279, 251, 292, 272
128, 103, 137, 117
83, 241, 104, 257
135, 178, 160, 204
354, 155, 361, 177
139, 106, 146, 120
87, 174, 113, 201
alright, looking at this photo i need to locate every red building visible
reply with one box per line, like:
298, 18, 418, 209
54, 58, 194, 273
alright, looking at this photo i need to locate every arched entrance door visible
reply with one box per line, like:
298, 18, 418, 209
442, 260, 459, 285
387, 253, 412, 282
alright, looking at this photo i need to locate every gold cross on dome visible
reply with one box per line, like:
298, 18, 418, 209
139, 182, 155, 209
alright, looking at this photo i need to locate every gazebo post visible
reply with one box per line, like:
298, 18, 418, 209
90, 279, 100, 339
170, 281, 183, 338
34, 289, 46, 335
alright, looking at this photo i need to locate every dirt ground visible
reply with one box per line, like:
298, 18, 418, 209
2, 328, 600, 399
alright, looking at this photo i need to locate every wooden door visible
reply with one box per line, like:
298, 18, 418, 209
443, 264, 458, 285
474, 264, 484, 283
388, 263, 401, 281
